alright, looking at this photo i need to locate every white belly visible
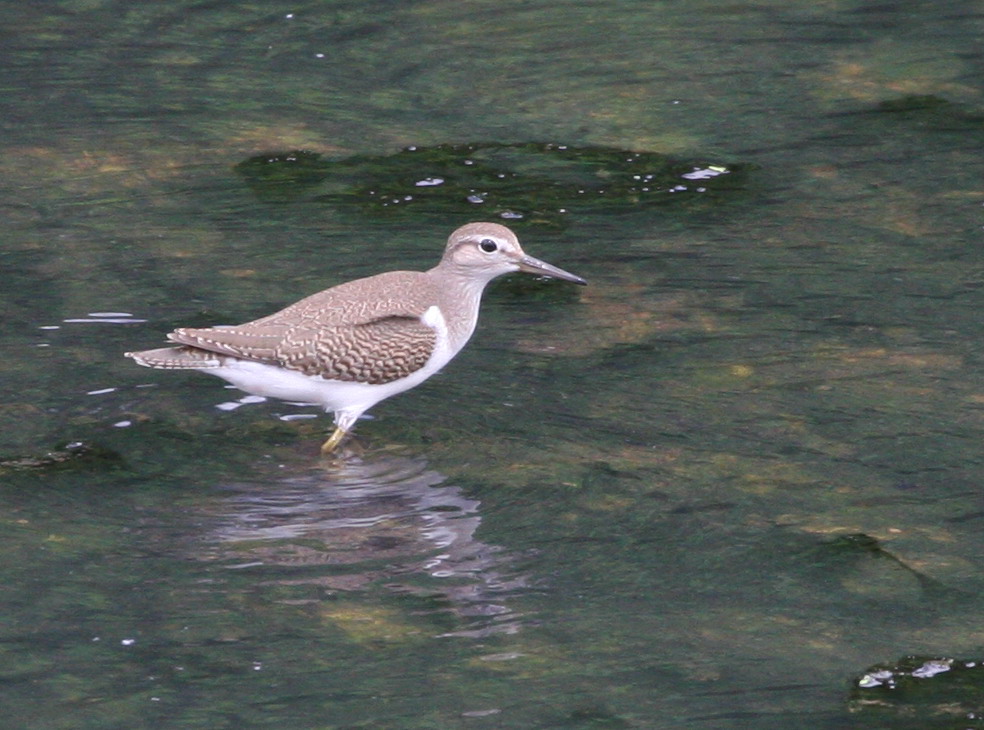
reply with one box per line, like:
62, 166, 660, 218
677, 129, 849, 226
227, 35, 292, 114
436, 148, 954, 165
205, 356, 442, 414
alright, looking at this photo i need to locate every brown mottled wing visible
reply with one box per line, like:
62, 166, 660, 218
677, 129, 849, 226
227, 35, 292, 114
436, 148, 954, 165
166, 271, 440, 385
275, 316, 436, 384
167, 322, 287, 362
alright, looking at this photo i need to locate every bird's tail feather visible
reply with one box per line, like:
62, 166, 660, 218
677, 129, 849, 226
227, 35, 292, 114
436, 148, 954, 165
125, 346, 227, 369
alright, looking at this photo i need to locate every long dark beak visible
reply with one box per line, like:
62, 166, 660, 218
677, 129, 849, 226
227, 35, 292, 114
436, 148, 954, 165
517, 254, 587, 285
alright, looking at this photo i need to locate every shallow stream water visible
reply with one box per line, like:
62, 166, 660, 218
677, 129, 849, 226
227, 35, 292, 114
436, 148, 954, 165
2, 1, 984, 727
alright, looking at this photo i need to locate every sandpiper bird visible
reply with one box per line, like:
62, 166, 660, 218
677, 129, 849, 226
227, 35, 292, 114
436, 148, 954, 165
126, 222, 586, 453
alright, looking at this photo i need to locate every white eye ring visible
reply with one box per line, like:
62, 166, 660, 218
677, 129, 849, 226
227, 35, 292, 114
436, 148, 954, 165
479, 238, 498, 253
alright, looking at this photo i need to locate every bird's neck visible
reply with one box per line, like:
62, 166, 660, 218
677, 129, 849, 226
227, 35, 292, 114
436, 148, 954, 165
426, 265, 496, 351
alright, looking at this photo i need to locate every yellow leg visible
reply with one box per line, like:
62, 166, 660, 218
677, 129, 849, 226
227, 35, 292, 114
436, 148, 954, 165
320, 425, 347, 454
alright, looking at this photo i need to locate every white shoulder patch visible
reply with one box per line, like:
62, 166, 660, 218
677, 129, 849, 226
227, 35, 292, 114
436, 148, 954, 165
420, 305, 447, 333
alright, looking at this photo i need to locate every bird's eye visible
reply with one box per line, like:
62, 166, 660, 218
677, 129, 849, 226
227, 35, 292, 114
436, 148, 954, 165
479, 238, 498, 253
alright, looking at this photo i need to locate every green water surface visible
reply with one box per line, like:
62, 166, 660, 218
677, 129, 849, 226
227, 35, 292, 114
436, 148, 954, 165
2, 1, 983, 728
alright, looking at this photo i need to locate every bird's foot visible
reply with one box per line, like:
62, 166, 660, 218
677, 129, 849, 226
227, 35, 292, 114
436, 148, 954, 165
320, 426, 348, 455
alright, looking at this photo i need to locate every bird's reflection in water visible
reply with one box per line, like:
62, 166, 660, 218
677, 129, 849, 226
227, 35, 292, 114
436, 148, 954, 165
197, 450, 529, 637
